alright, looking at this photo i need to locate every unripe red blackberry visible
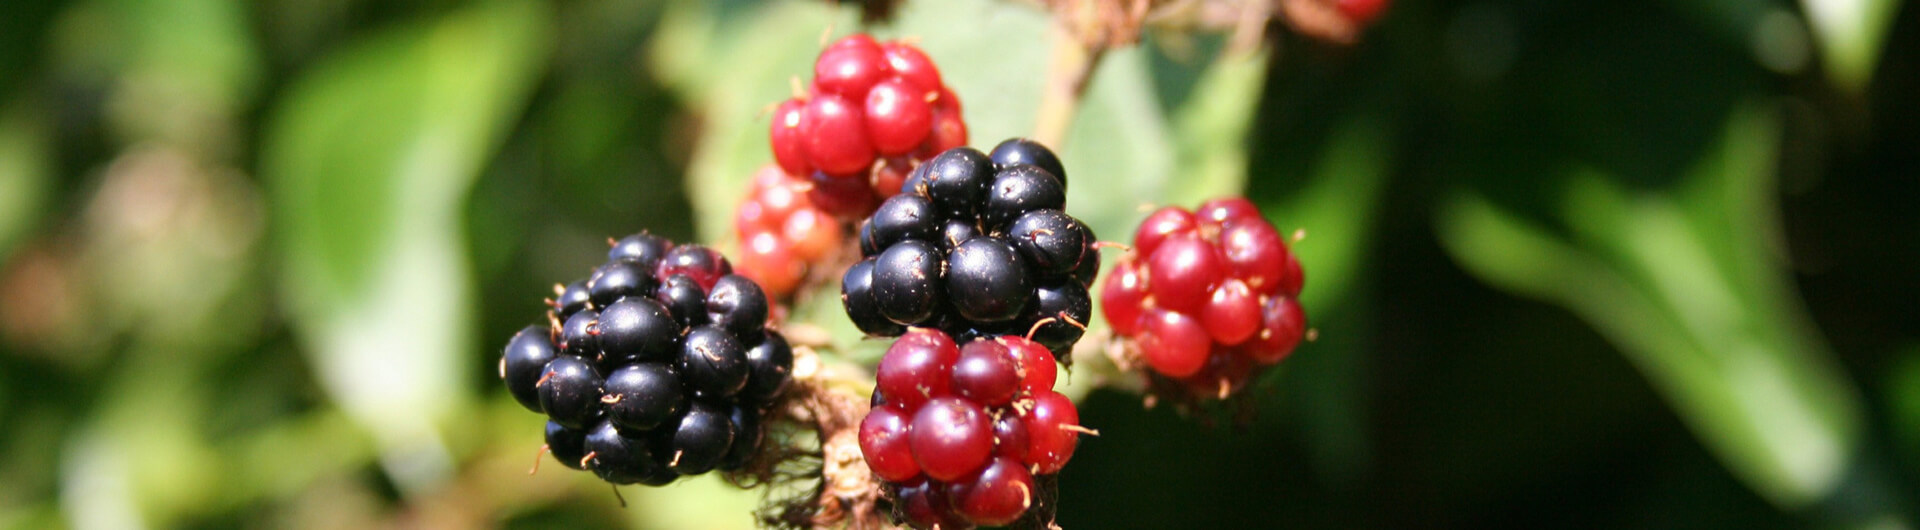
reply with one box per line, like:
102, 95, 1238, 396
766, 34, 968, 219
500, 234, 794, 488
859, 328, 1085, 529
1099, 199, 1309, 402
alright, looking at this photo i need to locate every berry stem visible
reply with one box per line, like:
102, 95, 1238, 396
1032, 22, 1106, 148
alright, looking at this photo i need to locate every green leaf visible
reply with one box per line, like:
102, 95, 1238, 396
1436, 103, 1865, 508
0, 97, 50, 263
262, 0, 551, 493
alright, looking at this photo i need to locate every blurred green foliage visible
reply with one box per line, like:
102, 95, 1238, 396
0, 0, 1915, 528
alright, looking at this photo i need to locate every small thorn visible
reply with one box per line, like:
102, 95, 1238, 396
580, 451, 598, 469
544, 297, 559, 308
1016, 480, 1032, 510
607, 237, 619, 248
552, 283, 567, 296
1217, 379, 1231, 399
670, 450, 684, 467
1061, 424, 1100, 436
601, 394, 622, 404
529, 444, 550, 475
535, 370, 554, 388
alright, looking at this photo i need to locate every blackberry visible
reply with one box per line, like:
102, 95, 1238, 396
502, 325, 556, 412
609, 232, 672, 268
545, 420, 590, 470
651, 400, 735, 475
595, 298, 678, 367
705, 275, 769, 341
538, 355, 604, 430
842, 258, 907, 336
945, 237, 1031, 322
588, 260, 654, 307
840, 141, 1098, 357
679, 326, 750, 399
499, 234, 795, 488
656, 274, 708, 328
585, 420, 671, 485
988, 138, 1067, 192
872, 240, 945, 326
604, 363, 685, 432
554, 281, 590, 320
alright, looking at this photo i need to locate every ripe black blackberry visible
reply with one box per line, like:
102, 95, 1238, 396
841, 140, 1097, 358
500, 233, 795, 487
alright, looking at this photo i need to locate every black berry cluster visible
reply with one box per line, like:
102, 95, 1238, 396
841, 139, 1097, 357
499, 233, 794, 486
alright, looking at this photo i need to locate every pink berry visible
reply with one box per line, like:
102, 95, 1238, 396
876, 328, 960, 409
806, 170, 878, 218
1145, 234, 1224, 313
1246, 296, 1306, 364
814, 37, 887, 97
859, 404, 922, 482
882, 42, 943, 91
992, 412, 1029, 461
952, 339, 1021, 407
801, 93, 876, 176
1136, 307, 1210, 377
999, 336, 1057, 393
1024, 391, 1080, 474
865, 78, 935, 156
917, 107, 968, 159
738, 230, 803, 297
1217, 220, 1290, 296
1195, 197, 1262, 230
896, 477, 969, 530
909, 397, 994, 481
870, 156, 912, 200
954, 457, 1035, 526
1100, 257, 1149, 337
1133, 206, 1196, 258
782, 208, 837, 262
1201, 278, 1261, 345
770, 99, 811, 176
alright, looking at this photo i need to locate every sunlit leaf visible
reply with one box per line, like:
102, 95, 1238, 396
0, 98, 49, 263
1436, 103, 1865, 508
262, 0, 551, 493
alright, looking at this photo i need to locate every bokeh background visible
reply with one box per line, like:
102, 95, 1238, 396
0, 0, 1915, 528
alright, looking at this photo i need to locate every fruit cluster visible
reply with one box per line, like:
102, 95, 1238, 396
769, 34, 966, 219
1100, 198, 1307, 399
841, 140, 1096, 357
499, 233, 794, 486
734, 165, 843, 298
859, 329, 1082, 528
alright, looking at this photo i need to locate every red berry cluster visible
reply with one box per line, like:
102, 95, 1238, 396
859, 329, 1081, 529
769, 34, 966, 219
734, 165, 843, 298
1100, 198, 1307, 399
